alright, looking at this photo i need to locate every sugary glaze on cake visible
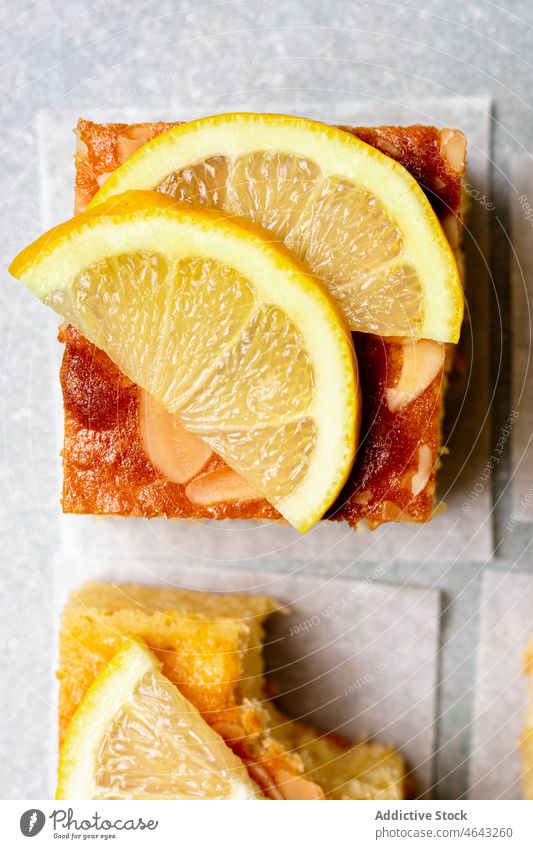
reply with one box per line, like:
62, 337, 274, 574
59, 583, 407, 799
61, 118, 465, 528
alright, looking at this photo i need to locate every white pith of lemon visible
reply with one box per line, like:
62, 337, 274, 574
56, 641, 264, 799
89, 112, 463, 342
10, 191, 359, 532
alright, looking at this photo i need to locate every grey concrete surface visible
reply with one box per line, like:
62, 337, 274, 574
1, 0, 532, 800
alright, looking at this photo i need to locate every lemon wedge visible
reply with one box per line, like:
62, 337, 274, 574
10, 191, 358, 532
56, 641, 264, 799
89, 112, 463, 342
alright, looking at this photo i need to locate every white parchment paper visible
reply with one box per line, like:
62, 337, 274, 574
469, 569, 533, 800
38, 95, 493, 563
54, 556, 441, 797
510, 156, 533, 524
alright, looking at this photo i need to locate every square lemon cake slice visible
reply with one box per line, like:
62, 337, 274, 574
58, 582, 407, 799
59, 118, 466, 530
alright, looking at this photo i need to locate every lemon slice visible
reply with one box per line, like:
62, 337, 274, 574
10, 191, 358, 532
56, 641, 263, 799
89, 112, 463, 342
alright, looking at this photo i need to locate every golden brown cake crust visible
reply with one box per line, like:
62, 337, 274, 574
61, 119, 462, 527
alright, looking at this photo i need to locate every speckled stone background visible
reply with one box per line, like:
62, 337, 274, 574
1, 0, 532, 800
